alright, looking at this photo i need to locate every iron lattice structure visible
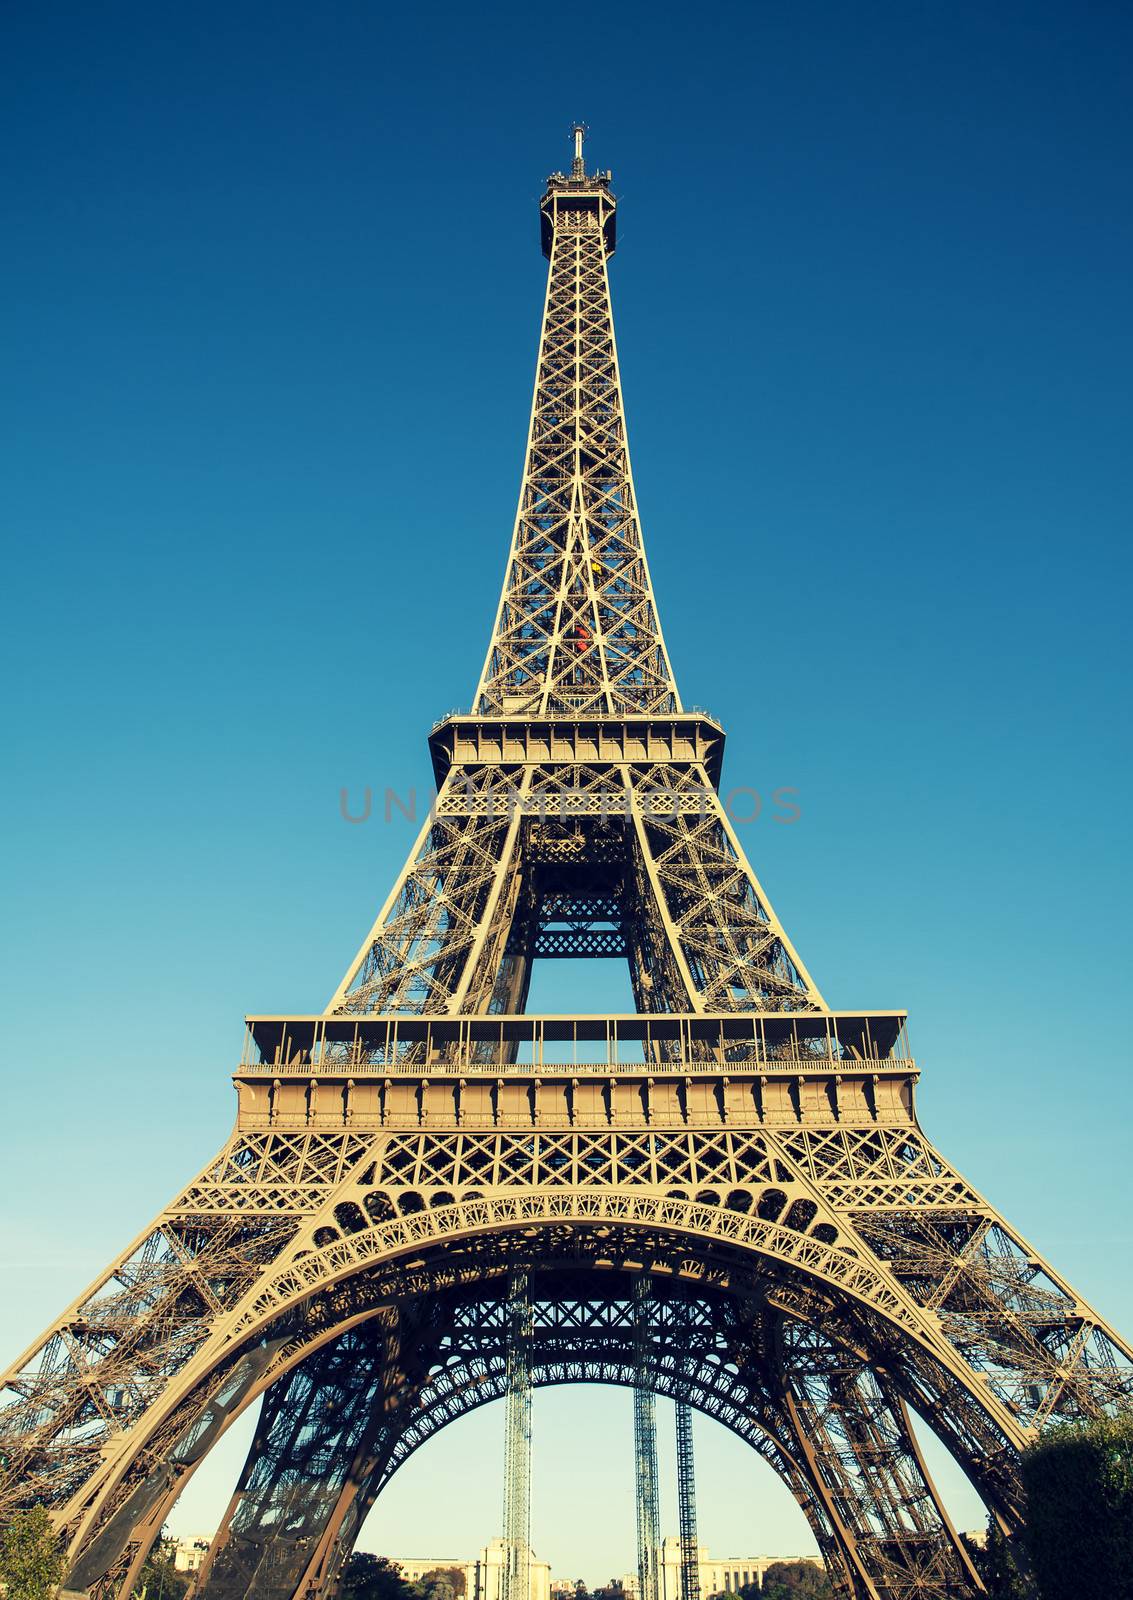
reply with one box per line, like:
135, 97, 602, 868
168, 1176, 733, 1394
2, 130, 1132, 1600
675, 1403, 700, 1600
501, 1271, 532, 1600
633, 1278, 661, 1600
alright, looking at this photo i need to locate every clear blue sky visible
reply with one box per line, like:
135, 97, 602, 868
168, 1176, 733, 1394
2, 0, 1132, 1579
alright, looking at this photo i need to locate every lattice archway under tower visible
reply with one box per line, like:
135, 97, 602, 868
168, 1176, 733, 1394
213, 1272, 995, 1600
63, 1198, 1071, 1600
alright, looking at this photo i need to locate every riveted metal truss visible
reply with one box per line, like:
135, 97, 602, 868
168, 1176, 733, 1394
475, 164, 675, 719
2, 133, 1131, 1600
633, 1278, 661, 1600
327, 764, 820, 1019
183, 1317, 404, 1600
675, 1401, 700, 1600
501, 1271, 533, 1600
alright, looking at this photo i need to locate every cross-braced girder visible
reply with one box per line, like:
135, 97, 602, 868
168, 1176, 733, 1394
184, 1319, 403, 1600
501, 1271, 533, 1600
674, 1401, 700, 1600
633, 1278, 661, 1600
329, 767, 821, 1019
476, 191, 676, 719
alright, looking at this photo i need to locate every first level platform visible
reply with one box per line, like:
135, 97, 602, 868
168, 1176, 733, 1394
236, 1009, 916, 1132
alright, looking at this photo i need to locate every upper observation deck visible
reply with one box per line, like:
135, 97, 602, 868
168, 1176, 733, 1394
540, 124, 617, 259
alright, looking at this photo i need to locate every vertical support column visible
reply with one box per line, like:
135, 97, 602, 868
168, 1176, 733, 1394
674, 1402, 700, 1600
502, 1270, 533, 1600
633, 1279, 660, 1600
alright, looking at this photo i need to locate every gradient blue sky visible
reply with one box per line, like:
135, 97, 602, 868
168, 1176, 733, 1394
3, 0, 1132, 1579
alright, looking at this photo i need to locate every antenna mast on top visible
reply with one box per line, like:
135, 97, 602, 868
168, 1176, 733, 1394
571, 122, 586, 177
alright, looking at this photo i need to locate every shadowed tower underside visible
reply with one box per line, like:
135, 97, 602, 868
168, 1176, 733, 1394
1, 130, 1131, 1600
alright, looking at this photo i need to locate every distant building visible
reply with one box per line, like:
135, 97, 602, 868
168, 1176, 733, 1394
172, 1537, 211, 1574
620, 1539, 824, 1600
392, 1540, 551, 1600
396, 1558, 471, 1587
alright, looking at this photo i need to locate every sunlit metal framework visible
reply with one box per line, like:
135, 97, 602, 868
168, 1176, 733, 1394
2, 130, 1132, 1600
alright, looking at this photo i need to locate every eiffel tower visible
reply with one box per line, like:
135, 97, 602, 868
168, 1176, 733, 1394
3, 129, 1131, 1600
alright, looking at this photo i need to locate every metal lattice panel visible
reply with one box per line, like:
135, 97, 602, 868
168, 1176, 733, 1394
501, 1272, 532, 1600
328, 765, 820, 1018
475, 180, 676, 719
675, 1401, 700, 1600
633, 1277, 661, 1600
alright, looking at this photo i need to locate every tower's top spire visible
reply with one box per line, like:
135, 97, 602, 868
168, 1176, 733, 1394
571, 122, 586, 178
540, 126, 615, 258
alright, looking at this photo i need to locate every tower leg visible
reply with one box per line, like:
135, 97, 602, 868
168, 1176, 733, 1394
776, 1321, 984, 1600
190, 1305, 442, 1600
189, 1329, 389, 1600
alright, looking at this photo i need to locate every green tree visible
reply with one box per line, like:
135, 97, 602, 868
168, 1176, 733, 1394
134, 1532, 189, 1600
414, 1566, 467, 1600
965, 1517, 1030, 1600
1021, 1412, 1133, 1600
342, 1554, 418, 1600
0, 1506, 66, 1600
759, 1562, 835, 1600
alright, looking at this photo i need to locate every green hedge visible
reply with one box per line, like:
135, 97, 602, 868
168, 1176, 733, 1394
1021, 1411, 1133, 1599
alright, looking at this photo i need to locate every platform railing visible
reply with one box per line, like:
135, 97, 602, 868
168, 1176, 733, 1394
240, 1009, 911, 1074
